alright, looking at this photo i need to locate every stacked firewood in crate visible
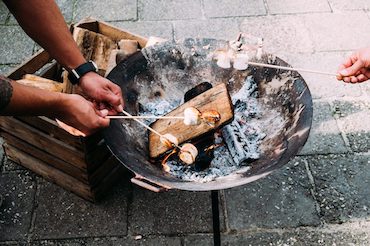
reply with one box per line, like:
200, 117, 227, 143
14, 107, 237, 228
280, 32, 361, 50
0, 18, 149, 202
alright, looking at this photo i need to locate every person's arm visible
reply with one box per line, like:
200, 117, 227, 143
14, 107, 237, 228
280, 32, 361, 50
337, 47, 370, 83
0, 75, 109, 136
3, 0, 123, 113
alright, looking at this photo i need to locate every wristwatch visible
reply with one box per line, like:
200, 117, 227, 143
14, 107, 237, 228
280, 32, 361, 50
68, 60, 98, 85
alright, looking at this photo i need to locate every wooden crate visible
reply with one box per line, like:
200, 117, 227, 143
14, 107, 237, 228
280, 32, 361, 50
0, 19, 148, 202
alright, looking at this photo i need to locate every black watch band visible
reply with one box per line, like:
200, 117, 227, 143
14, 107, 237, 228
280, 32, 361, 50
68, 60, 98, 85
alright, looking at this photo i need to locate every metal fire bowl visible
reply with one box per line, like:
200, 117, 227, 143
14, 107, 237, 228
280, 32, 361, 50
104, 38, 313, 191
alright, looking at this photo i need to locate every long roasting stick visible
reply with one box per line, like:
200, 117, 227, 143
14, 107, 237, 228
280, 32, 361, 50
248, 61, 338, 76
107, 115, 184, 119
120, 109, 181, 148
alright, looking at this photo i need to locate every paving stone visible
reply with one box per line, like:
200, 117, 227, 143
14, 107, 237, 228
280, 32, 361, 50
360, 82, 370, 98
129, 188, 214, 235
222, 229, 370, 245
333, 100, 370, 152
1, 157, 27, 173
183, 234, 213, 246
0, 241, 27, 246
0, 138, 3, 170
111, 21, 174, 40
0, 1, 9, 25
55, 0, 74, 23
239, 15, 314, 54
5, 0, 73, 25
266, 0, 331, 14
224, 157, 320, 230
138, 0, 202, 21
0, 26, 34, 64
174, 18, 240, 40
75, 0, 137, 22
203, 0, 266, 18
0, 172, 36, 241
299, 101, 348, 155
303, 12, 370, 52
0, 65, 18, 75
282, 51, 362, 99
31, 236, 182, 246
184, 229, 370, 245
329, 0, 370, 11
32, 178, 130, 239
307, 154, 370, 223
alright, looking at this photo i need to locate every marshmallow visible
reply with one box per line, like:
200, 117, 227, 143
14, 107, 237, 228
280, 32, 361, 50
233, 53, 249, 70
201, 110, 221, 126
160, 133, 178, 148
179, 143, 198, 165
216, 52, 231, 69
183, 107, 201, 125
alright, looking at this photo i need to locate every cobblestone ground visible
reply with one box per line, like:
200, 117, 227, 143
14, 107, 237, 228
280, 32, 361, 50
1, 0, 370, 245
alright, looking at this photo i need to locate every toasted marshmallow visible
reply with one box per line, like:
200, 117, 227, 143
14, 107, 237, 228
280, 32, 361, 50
201, 110, 221, 126
179, 143, 198, 165
160, 133, 178, 148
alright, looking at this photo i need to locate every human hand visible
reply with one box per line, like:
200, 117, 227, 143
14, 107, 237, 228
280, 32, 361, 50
56, 93, 110, 136
337, 47, 370, 83
78, 72, 123, 114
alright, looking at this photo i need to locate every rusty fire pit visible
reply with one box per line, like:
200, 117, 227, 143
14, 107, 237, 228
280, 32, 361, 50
104, 38, 313, 191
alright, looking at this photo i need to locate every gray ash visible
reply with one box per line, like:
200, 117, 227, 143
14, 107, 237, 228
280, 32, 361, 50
143, 75, 267, 183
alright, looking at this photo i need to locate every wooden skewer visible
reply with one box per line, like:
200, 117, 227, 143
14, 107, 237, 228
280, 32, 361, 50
120, 109, 181, 149
248, 61, 338, 77
107, 115, 184, 119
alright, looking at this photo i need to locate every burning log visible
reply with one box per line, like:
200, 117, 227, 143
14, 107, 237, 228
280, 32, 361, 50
148, 83, 233, 159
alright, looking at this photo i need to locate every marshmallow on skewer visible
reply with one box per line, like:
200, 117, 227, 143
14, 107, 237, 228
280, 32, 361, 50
233, 53, 249, 70
183, 107, 201, 125
216, 52, 231, 69
201, 109, 221, 126
160, 133, 179, 148
179, 143, 198, 165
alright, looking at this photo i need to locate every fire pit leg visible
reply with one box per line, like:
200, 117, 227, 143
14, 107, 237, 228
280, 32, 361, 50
211, 190, 221, 246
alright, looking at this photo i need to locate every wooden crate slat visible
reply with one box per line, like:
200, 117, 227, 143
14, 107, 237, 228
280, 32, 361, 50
97, 21, 148, 48
7, 50, 52, 80
0, 117, 87, 170
1, 132, 89, 183
16, 116, 84, 150
4, 143, 95, 202
84, 139, 111, 172
88, 155, 120, 187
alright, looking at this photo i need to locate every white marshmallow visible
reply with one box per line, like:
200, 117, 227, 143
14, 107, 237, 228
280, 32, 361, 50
233, 53, 249, 70
183, 107, 201, 125
216, 52, 231, 69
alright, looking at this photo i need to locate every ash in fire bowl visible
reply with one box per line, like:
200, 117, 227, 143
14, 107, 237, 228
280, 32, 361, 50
140, 75, 285, 183
128, 39, 292, 183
